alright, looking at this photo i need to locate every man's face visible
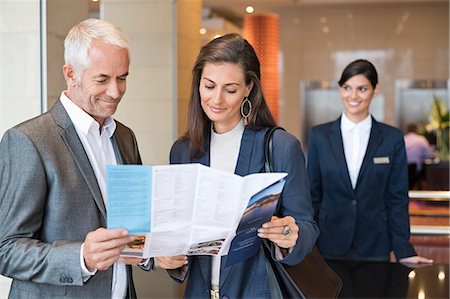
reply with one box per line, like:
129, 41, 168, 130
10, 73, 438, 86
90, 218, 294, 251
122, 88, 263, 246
65, 40, 130, 126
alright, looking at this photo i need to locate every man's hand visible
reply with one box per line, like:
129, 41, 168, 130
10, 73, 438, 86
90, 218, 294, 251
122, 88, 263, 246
83, 228, 134, 271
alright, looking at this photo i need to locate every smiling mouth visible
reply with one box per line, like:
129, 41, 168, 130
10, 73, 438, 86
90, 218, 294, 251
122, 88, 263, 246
347, 100, 361, 107
209, 106, 226, 113
99, 98, 120, 104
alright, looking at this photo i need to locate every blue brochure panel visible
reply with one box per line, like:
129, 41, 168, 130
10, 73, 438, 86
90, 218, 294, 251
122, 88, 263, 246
106, 165, 151, 234
225, 178, 286, 267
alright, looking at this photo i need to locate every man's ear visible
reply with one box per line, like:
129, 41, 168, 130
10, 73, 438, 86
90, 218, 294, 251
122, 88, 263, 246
63, 64, 77, 87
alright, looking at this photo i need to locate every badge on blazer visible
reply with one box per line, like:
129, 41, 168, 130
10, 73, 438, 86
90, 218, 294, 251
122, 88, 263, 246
373, 156, 390, 164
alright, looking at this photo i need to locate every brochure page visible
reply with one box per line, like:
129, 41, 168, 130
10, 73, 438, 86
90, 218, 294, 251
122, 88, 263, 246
106, 163, 287, 260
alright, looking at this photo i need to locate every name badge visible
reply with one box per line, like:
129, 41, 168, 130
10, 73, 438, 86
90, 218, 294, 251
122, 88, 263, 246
373, 156, 390, 164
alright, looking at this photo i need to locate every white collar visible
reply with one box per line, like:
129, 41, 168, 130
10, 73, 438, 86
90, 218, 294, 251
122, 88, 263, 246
211, 118, 245, 137
340, 112, 372, 132
60, 91, 116, 138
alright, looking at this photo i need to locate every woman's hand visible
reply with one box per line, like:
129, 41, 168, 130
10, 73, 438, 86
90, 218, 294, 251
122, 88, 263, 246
257, 216, 298, 249
156, 255, 188, 269
399, 255, 434, 265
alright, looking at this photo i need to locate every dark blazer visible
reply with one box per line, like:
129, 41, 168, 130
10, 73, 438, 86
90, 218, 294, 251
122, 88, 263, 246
0, 100, 140, 298
307, 116, 416, 260
169, 126, 319, 299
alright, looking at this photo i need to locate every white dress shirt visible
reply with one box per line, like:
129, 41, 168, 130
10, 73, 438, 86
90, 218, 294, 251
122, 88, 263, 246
60, 92, 127, 299
341, 112, 372, 189
209, 119, 244, 289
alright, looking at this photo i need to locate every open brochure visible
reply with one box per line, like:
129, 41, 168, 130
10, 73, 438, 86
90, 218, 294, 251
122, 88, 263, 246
225, 180, 285, 267
106, 163, 287, 263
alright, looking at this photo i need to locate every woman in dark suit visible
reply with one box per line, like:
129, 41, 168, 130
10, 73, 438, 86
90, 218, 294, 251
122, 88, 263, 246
158, 33, 318, 298
307, 59, 432, 264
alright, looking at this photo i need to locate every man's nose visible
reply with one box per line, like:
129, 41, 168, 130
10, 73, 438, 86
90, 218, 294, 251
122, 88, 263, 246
106, 81, 121, 99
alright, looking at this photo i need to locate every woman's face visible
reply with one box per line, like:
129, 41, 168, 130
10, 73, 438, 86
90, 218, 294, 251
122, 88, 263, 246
199, 62, 253, 133
339, 74, 376, 123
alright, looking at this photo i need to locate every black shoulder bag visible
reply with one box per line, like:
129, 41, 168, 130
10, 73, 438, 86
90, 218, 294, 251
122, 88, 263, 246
262, 126, 343, 299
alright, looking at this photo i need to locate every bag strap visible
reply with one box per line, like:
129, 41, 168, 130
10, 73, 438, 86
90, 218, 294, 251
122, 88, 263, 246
264, 126, 285, 173
263, 126, 343, 298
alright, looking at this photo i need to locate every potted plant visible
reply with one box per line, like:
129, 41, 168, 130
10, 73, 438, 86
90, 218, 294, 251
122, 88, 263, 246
427, 95, 449, 161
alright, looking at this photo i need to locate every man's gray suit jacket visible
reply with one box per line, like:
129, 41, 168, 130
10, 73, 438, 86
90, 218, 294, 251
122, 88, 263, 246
0, 99, 141, 298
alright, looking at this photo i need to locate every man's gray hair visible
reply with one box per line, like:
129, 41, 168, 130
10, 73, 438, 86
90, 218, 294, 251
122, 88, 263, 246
64, 18, 130, 83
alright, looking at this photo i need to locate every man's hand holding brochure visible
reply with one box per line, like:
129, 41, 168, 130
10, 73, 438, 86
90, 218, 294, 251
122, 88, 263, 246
106, 163, 287, 265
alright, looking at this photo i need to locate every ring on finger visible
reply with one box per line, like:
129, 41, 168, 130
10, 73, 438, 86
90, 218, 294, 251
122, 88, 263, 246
282, 226, 291, 237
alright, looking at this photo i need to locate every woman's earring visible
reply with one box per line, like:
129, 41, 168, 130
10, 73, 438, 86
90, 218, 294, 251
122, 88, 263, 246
240, 97, 252, 125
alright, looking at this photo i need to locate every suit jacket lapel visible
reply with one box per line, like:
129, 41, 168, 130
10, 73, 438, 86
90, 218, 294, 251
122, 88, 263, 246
235, 127, 256, 176
111, 135, 124, 164
50, 99, 106, 220
357, 117, 383, 186
329, 118, 353, 190
192, 129, 211, 166
112, 124, 142, 165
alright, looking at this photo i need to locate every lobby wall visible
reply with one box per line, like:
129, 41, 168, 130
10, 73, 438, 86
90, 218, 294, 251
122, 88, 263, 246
0, 0, 42, 137
177, 0, 202, 137
103, 0, 177, 166
276, 2, 449, 142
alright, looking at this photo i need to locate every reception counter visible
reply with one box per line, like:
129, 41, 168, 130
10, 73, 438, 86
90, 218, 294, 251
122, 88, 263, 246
326, 260, 449, 299
408, 190, 450, 264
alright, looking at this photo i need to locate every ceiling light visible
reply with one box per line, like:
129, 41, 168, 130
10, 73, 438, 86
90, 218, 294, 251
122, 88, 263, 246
199, 28, 207, 35
246, 6, 254, 14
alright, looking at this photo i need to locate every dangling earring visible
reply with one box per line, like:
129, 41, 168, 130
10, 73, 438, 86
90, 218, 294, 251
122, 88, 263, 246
240, 97, 252, 125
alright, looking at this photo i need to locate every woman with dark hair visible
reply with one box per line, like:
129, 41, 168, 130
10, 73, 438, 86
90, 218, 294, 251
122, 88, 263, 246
307, 59, 432, 264
158, 33, 318, 298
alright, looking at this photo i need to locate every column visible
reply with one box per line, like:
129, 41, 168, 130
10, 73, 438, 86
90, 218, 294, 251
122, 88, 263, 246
244, 14, 280, 122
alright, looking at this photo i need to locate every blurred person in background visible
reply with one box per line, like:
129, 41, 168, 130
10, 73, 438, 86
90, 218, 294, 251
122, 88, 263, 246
404, 123, 433, 189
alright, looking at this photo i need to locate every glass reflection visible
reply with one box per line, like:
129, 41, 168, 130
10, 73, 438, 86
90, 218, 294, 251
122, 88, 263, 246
326, 260, 449, 299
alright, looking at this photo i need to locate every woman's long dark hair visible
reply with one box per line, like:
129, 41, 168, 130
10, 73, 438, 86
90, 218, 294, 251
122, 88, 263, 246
184, 33, 276, 158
